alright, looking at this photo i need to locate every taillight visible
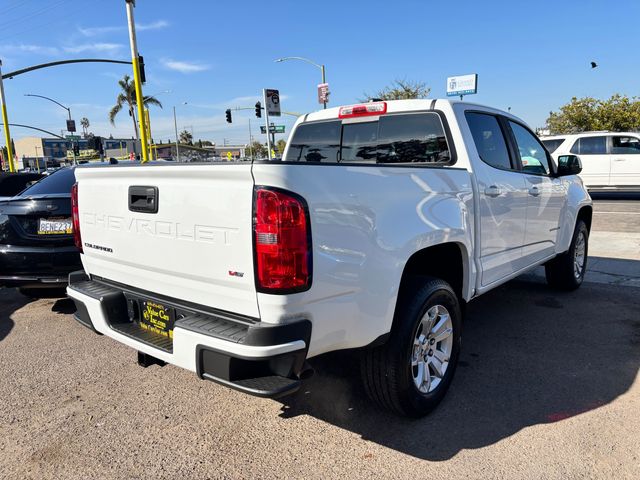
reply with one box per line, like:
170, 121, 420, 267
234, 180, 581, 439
338, 101, 387, 118
254, 187, 311, 292
71, 182, 82, 253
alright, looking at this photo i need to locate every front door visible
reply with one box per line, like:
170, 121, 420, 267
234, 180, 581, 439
609, 135, 640, 188
465, 112, 529, 287
507, 120, 565, 263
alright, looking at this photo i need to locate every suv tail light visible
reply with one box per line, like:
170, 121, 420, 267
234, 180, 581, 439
253, 187, 311, 292
338, 101, 387, 118
71, 182, 82, 252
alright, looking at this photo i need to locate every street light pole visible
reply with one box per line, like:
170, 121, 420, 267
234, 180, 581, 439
275, 56, 327, 109
0, 60, 16, 172
124, 0, 150, 163
24, 93, 77, 165
173, 105, 180, 162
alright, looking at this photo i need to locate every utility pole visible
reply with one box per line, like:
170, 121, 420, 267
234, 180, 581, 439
248, 117, 253, 160
124, 0, 149, 163
0, 60, 15, 172
173, 105, 180, 162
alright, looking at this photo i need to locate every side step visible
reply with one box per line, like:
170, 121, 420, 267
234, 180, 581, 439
202, 373, 301, 398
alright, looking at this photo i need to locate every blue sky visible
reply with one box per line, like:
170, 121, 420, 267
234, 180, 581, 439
1, 0, 638, 146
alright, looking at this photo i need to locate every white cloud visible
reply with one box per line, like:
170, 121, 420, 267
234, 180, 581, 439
161, 59, 210, 74
64, 43, 124, 54
0, 44, 60, 56
137, 20, 169, 31
78, 20, 168, 37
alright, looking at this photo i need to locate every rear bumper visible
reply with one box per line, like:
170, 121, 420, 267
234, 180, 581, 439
0, 245, 80, 287
67, 272, 311, 398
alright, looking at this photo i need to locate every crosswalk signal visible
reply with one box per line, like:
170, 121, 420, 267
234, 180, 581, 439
225, 109, 232, 123
255, 101, 262, 118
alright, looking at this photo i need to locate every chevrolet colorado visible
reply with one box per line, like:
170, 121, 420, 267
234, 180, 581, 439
67, 99, 592, 417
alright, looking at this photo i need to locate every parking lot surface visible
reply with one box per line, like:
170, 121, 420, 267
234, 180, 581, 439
1, 197, 639, 480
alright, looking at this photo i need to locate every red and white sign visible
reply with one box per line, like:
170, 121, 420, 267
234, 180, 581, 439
317, 83, 330, 104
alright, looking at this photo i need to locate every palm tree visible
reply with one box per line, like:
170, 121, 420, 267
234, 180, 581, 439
109, 75, 162, 139
179, 130, 193, 145
80, 117, 90, 138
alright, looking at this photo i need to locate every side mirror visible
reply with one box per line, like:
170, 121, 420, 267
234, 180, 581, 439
557, 154, 582, 176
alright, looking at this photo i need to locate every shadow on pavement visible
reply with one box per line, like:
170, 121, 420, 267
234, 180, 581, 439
52, 297, 77, 315
277, 274, 640, 461
0, 288, 31, 342
589, 192, 640, 200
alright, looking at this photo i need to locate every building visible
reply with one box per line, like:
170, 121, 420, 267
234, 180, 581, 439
13, 136, 141, 170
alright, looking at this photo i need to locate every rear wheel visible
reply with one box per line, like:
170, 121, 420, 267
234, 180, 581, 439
361, 277, 462, 417
545, 220, 589, 291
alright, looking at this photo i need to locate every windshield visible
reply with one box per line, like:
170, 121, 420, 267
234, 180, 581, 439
19, 168, 76, 196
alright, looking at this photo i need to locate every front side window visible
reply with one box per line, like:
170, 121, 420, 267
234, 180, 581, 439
283, 113, 451, 164
570, 136, 607, 155
465, 112, 512, 170
509, 121, 551, 175
611, 136, 640, 154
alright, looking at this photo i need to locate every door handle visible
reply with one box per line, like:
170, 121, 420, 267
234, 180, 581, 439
484, 185, 502, 197
612, 158, 626, 162
528, 186, 540, 197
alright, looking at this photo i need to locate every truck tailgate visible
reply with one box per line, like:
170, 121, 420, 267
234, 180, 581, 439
74, 164, 259, 318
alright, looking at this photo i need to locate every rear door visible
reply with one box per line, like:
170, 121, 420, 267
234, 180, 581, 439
570, 136, 610, 187
507, 120, 565, 263
609, 134, 640, 187
465, 112, 529, 287
75, 164, 259, 318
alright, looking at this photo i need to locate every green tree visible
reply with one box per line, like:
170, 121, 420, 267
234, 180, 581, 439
546, 94, 640, 134
276, 139, 287, 155
179, 130, 193, 145
247, 141, 267, 159
109, 75, 163, 139
362, 79, 430, 101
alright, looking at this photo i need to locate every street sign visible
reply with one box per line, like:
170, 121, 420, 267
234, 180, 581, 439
66, 119, 76, 132
65, 134, 80, 141
260, 125, 285, 134
446, 74, 478, 97
265, 89, 281, 117
318, 83, 330, 104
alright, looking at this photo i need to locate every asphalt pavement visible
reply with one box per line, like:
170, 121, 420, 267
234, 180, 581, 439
0, 197, 638, 480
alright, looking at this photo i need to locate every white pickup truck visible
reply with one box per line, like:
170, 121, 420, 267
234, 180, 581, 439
67, 99, 592, 417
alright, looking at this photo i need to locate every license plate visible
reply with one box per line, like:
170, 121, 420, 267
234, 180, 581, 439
140, 300, 175, 339
38, 217, 73, 235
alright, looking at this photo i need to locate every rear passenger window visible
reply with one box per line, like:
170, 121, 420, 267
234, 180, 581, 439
570, 136, 607, 155
465, 112, 512, 170
283, 113, 451, 164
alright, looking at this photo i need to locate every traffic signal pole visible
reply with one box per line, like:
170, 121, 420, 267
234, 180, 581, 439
262, 89, 272, 160
0, 61, 16, 172
124, 0, 150, 163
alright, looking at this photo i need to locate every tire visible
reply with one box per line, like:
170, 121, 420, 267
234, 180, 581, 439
545, 220, 589, 291
361, 276, 462, 417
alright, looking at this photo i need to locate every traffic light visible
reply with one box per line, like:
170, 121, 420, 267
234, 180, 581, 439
255, 102, 262, 118
73, 143, 80, 156
138, 55, 146, 84
225, 109, 232, 123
